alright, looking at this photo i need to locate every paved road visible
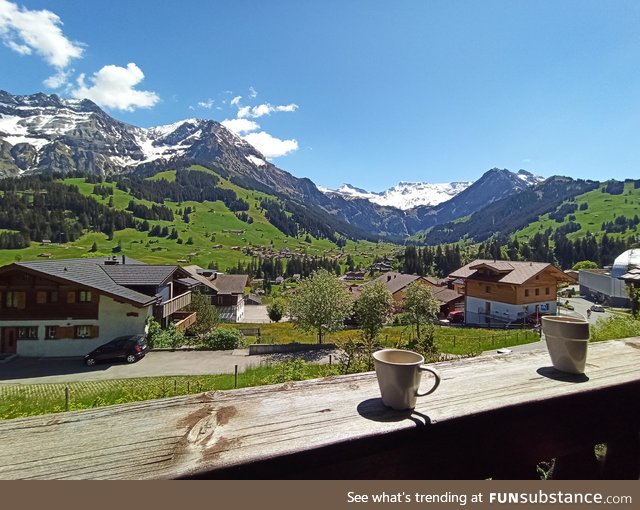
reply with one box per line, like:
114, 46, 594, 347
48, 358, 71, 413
0, 350, 265, 385
0, 348, 337, 385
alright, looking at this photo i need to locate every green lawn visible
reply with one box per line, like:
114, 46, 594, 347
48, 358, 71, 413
0, 361, 336, 420
231, 322, 540, 355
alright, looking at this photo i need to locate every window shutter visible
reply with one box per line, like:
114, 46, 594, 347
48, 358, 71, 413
90, 325, 99, 338
56, 327, 74, 339
67, 291, 75, 304
37, 291, 47, 304
16, 292, 26, 309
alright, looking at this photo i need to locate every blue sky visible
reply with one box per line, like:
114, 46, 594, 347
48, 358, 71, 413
1, 0, 639, 191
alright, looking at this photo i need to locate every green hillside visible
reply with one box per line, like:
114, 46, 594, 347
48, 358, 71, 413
514, 180, 640, 242
0, 166, 398, 271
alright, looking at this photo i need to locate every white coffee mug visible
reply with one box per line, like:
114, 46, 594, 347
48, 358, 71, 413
373, 349, 441, 410
541, 315, 590, 374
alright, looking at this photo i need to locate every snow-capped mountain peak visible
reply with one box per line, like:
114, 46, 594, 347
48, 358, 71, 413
320, 180, 473, 210
0, 90, 269, 176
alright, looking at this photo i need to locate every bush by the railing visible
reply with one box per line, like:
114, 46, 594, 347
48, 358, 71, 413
590, 315, 640, 342
146, 318, 185, 349
200, 328, 245, 350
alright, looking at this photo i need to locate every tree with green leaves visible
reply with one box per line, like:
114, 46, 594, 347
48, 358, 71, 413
355, 282, 395, 341
403, 281, 440, 346
628, 284, 640, 318
288, 269, 353, 343
353, 281, 394, 369
267, 297, 287, 322
185, 291, 219, 337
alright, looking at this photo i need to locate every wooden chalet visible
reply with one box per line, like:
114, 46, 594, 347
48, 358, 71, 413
449, 259, 572, 326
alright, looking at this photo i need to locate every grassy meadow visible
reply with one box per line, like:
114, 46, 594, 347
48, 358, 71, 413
514, 181, 640, 243
0, 166, 399, 269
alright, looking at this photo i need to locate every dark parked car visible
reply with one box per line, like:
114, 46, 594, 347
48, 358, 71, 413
447, 311, 464, 323
84, 334, 148, 366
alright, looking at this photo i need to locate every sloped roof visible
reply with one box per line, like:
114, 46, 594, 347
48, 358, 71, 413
181, 265, 247, 295
449, 259, 569, 285
432, 287, 463, 305
371, 272, 422, 295
180, 265, 220, 292
11, 258, 156, 306
213, 274, 248, 295
101, 264, 179, 286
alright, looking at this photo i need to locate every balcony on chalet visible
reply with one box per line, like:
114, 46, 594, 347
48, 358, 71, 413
156, 291, 192, 319
0, 337, 639, 480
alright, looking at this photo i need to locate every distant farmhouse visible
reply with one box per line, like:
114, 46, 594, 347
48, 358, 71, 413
0, 256, 196, 358
182, 266, 247, 322
369, 271, 463, 317
449, 259, 571, 326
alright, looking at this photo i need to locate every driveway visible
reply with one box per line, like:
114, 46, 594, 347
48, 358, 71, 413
0, 348, 337, 385
0, 350, 267, 385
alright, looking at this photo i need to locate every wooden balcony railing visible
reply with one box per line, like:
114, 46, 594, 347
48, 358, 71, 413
172, 311, 197, 332
157, 291, 192, 319
0, 338, 638, 480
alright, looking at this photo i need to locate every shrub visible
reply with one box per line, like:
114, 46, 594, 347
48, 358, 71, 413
201, 328, 244, 350
591, 316, 640, 342
145, 317, 185, 349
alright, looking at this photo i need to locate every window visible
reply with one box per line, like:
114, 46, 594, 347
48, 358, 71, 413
79, 290, 92, 303
36, 291, 47, 304
545, 287, 550, 295
524, 289, 529, 297
535, 288, 540, 296
45, 326, 57, 339
75, 325, 92, 338
17, 326, 38, 340
485, 286, 491, 294
6, 291, 26, 309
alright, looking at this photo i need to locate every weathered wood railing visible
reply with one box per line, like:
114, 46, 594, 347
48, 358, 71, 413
158, 291, 192, 318
172, 311, 197, 331
1, 338, 639, 480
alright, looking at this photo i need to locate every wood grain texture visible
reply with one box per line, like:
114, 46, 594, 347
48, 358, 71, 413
1, 338, 639, 480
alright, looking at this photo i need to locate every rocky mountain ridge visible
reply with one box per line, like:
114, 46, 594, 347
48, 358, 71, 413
0, 90, 560, 240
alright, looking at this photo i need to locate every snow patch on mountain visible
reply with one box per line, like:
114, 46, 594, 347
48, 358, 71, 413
321, 181, 473, 210
245, 155, 267, 167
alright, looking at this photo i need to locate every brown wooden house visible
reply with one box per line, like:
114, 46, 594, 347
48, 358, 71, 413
449, 259, 572, 326
0, 257, 196, 358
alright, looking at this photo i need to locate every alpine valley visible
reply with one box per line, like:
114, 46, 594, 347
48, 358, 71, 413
0, 90, 634, 265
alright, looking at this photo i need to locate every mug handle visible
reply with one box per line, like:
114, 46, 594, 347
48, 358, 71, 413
416, 365, 441, 396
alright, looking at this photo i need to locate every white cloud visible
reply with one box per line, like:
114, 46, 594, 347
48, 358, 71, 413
249, 86, 257, 98
236, 102, 299, 119
0, 0, 83, 69
221, 118, 260, 135
71, 63, 159, 111
230, 95, 242, 106
242, 131, 298, 158
43, 69, 71, 88
197, 98, 214, 109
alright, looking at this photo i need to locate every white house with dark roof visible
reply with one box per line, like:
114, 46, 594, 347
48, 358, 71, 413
0, 257, 196, 357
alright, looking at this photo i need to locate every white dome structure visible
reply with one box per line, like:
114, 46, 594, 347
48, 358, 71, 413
611, 249, 640, 278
